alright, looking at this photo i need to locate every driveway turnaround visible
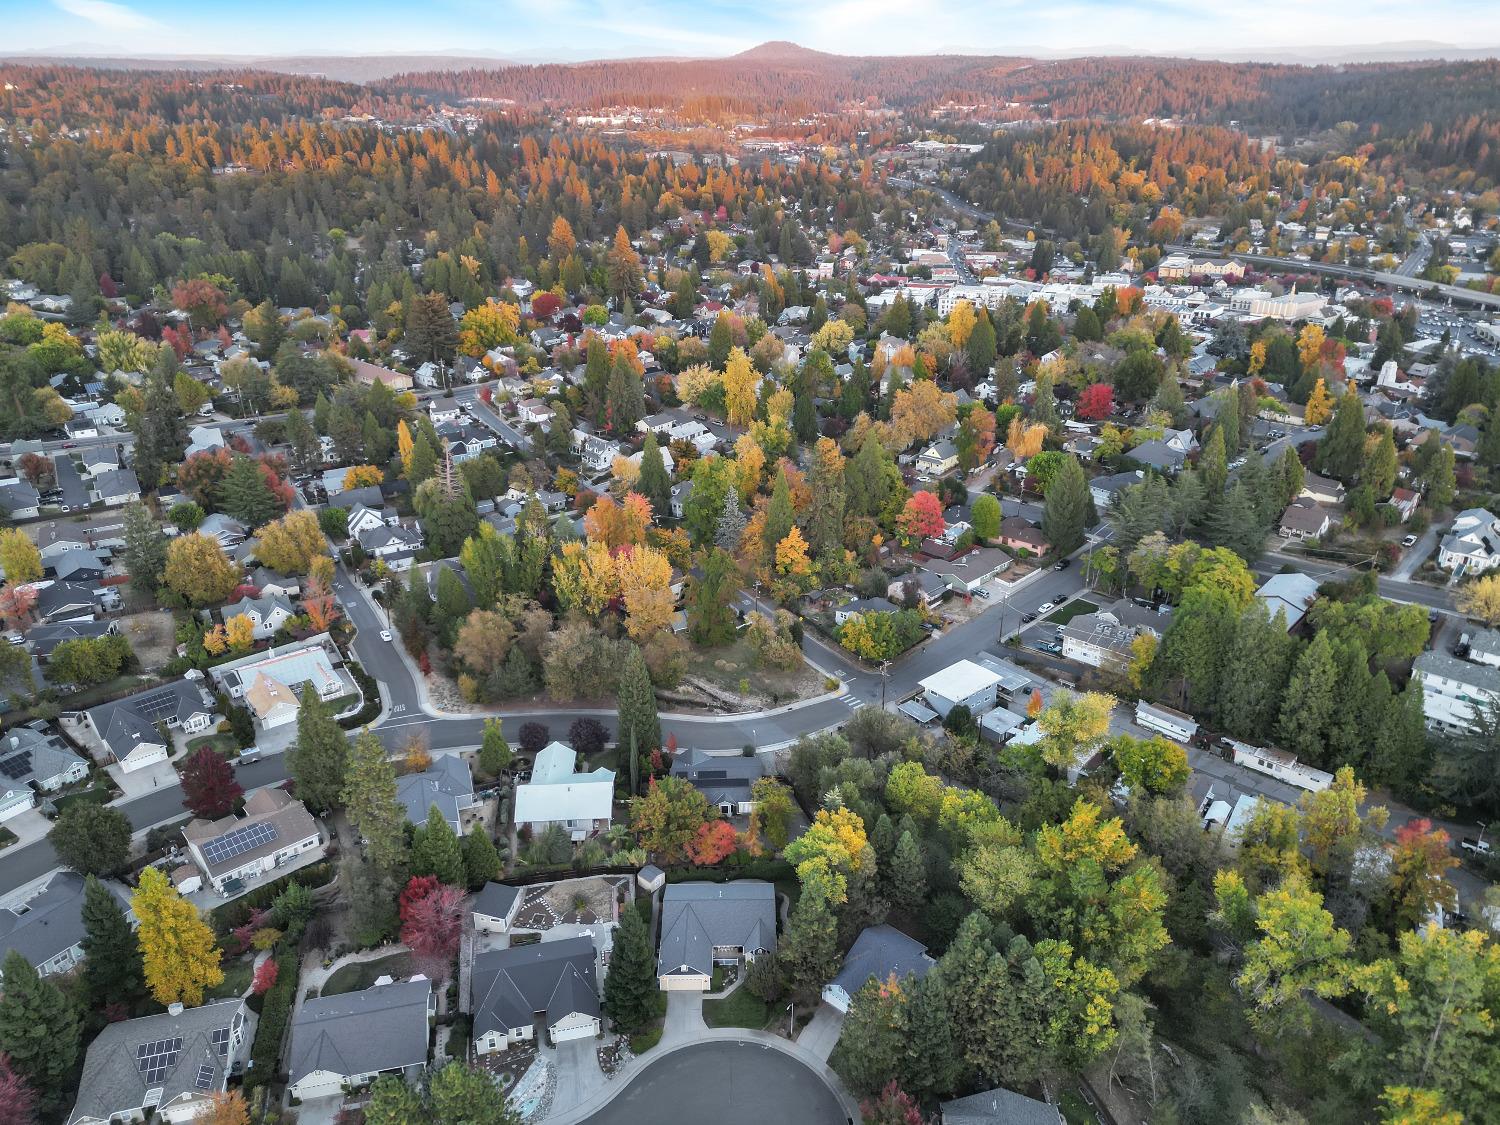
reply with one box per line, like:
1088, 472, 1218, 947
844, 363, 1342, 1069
584, 1041, 849, 1125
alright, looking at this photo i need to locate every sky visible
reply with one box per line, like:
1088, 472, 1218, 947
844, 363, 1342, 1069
4, 0, 1500, 61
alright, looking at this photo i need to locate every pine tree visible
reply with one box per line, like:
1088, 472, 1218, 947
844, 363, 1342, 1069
406, 431, 438, 484
763, 467, 795, 565
120, 502, 167, 593
1217, 607, 1298, 743
405, 292, 459, 367
132, 867, 223, 1007
1041, 454, 1091, 556
618, 644, 660, 762
219, 456, 282, 527
1199, 426, 1228, 497
715, 487, 748, 551
902, 972, 961, 1100
410, 806, 466, 887
605, 354, 645, 433
688, 548, 738, 647
1278, 630, 1340, 764
636, 434, 671, 517
288, 692, 348, 814
889, 831, 928, 916
1319, 389, 1368, 482
0, 951, 79, 1100
80, 874, 144, 1006
780, 891, 840, 1000
478, 719, 512, 778
461, 827, 503, 889
846, 431, 893, 519
603, 906, 658, 1032
342, 729, 408, 873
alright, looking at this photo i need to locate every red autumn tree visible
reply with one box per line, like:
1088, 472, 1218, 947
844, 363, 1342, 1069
0, 584, 38, 630
1389, 819, 1459, 930
180, 747, 244, 819
230, 908, 269, 957
17, 453, 53, 488
531, 292, 562, 320
686, 820, 738, 866
177, 448, 233, 507
398, 874, 440, 926
251, 958, 279, 996
171, 278, 228, 330
97, 273, 119, 300
161, 323, 193, 360
399, 880, 466, 981
1076, 382, 1115, 421
0, 1053, 37, 1125
896, 490, 945, 545
860, 1083, 923, 1125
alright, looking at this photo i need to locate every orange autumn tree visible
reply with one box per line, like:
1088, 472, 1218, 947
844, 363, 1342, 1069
583, 492, 652, 550
687, 820, 738, 865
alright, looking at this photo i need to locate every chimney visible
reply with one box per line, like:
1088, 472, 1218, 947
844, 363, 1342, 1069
167, 1002, 184, 1016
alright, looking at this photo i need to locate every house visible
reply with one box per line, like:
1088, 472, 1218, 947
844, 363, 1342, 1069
669, 480, 694, 520
1439, 508, 1500, 573
185, 425, 226, 457
1466, 627, 1500, 670
246, 567, 300, 599
286, 978, 434, 1101
670, 748, 765, 816
93, 468, 141, 507
356, 524, 425, 569
471, 882, 522, 934
919, 660, 1004, 719
822, 925, 934, 1013
1090, 470, 1143, 510
0, 479, 40, 519
346, 503, 390, 538
1299, 471, 1346, 505
888, 569, 948, 609
0, 723, 89, 821
919, 547, 1013, 594
210, 639, 348, 729
1390, 487, 1421, 522
512, 741, 614, 840
428, 399, 463, 426
69, 999, 248, 1125
657, 881, 777, 991
940, 1086, 1065, 1125
34, 580, 105, 622
1059, 600, 1168, 671
49, 549, 108, 583
834, 596, 899, 626
1255, 572, 1321, 630
1124, 439, 1187, 474
1134, 700, 1198, 743
516, 398, 555, 426
349, 359, 413, 392
0, 872, 132, 980
197, 514, 247, 549
86, 680, 217, 772
1226, 739, 1334, 793
25, 618, 117, 660
996, 517, 1049, 555
79, 447, 120, 477
1279, 499, 1333, 541
224, 593, 295, 640
979, 706, 1031, 743
471, 936, 601, 1053
916, 440, 959, 477
182, 788, 323, 897
395, 755, 479, 833
1413, 650, 1500, 734
573, 428, 621, 473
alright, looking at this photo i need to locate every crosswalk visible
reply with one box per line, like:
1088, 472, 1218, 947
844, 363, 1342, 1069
837, 692, 866, 711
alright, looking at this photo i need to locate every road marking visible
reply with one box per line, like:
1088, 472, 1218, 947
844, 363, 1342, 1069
391, 704, 406, 714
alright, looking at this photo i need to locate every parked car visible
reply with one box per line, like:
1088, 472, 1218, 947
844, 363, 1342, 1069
1021, 612, 1038, 624
1037, 602, 1056, 614
1038, 641, 1063, 655
1460, 837, 1492, 856
379, 629, 393, 642
1053, 558, 1070, 570
973, 587, 991, 599
1402, 534, 1419, 548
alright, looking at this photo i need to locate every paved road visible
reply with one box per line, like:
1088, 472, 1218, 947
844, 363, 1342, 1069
584, 1041, 848, 1125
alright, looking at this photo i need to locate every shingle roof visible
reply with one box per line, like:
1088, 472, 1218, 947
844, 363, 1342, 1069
471, 936, 599, 1037
0, 724, 87, 795
471, 882, 520, 921
830, 925, 933, 998
394, 756, 475, 829
0, 872, 130, 974
88, 680, 215, 759
670, 749, 764, 807
287, 979, 431, 1085
940, 1086, 1063, 1125
657, 881, 776, 978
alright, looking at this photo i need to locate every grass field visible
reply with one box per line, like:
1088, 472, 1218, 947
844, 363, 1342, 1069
52, 788, 112, 814
703, 986, 769, 1029
207, 957, 255, 1001
322, 951, 413, 996
1045, 599, 1098, 626
186, 733, 240, 757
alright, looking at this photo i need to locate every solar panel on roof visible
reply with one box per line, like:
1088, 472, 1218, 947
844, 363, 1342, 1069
136, 1036, 181, 1085
201, 821, 278, 867
0, 752, 33, 780
195, 1063, 216, 1090
211, 1026, 230, 1056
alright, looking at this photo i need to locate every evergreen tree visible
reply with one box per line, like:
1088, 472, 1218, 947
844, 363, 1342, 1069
130, 370, 187, 490
1319, 389, 1368, 482
461, 827, 502, 889
604, 354, 645, 433
433, 566, 471, 643
404, 292, 459, 368
902, 972, 962, 1100
763, 467, 795, 564
617, 644, 660, 762
1278, 630, 1340, 763
714, 487, 748, 551
288, 692, 349, 814
965, 309, 996, 375
636, 434, 671, 517
80, 874, 144, 1006
120, 501, 167, 594
219, 456, 283, 527
406, 431, 438, 484
1203, 481, 1262, 561
1041, 455, 1091, 556
603, 906, 659, 1032
410, 805, 466, 887
478, 719, 512, 778
0, 951, 79, 1101
688, 548, 738, 646
889, 831, 928, 916
342, 729, 408, 872
1217, 607, 1298, 742
780, 891, 841, 1000
847, 431, 893, 519
1199, 426, 1228, 497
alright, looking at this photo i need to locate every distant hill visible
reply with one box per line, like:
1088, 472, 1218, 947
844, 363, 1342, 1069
0, 53, 511, 83
729, 41, 839, 64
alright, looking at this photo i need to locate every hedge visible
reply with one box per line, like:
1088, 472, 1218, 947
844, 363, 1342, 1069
209, 863, 335, 935
337, 660, 382, 729
243, 946, 300, 1088
664, 857, 795, 885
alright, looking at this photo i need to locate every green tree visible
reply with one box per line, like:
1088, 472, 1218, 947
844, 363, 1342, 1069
687, 548, 738, 647
287, 692, 349, 814
1041, 454, 1091, 556
1234, 873, 1351, 1038
1319, 388, 1368, 482
1217, 605, 1298, 742
636, 433, 671, 517
478, 719, 512, 778
616, 644, 660, 762
404, 292, 459, 369
219, 456, 284, 527
1278, 629, 1339, 764
80, 874, 145, 1006
603, 905, 659, 1032
341, 729, 407, 872
833, 976, 909, 1096
120, 501, 168, 594
971, 492, 1001, 540
780, 889, 841, 1000
889, 830, 928, 915
48, 802, 131, 877
410, 805, 466, 887
1109, 735, 1191, 796
461, 827, 502, 889
965, 310, 996, 375
0, 950, 79, 1101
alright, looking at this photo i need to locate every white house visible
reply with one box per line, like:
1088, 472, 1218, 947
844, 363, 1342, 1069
1134, 700, 1198, 743
86, 680, 217, 772
513, 741, 614, 840
182, 788, 323, 897
1439, 508, 1500, 574
0, 872, 132, 981
286, 978, 433, 1101
346, 503, 391, 539
224, 593, 295, 640
1413, 650, 1500, 734
1225, 740, 1333, 792
918, 660, 1002, 719
428, 399, 463, 426
0, 724, 89, 821
471, 882, 522, 934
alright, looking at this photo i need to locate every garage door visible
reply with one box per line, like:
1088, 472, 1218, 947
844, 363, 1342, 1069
291, 1073, 346, 1101
122, 747, 168, 772
551, 1016, 599, 1043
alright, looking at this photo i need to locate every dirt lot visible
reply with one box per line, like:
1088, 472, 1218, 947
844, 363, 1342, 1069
515, 876, 627, 929
669, 637, 828, 712
115, 610, 178, 672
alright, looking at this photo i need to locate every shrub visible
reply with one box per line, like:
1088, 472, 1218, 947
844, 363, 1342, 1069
244, 947, 299, 1087
629, 1026, 663, 1054
518, 722, 549, 755
568, 718, 608, 757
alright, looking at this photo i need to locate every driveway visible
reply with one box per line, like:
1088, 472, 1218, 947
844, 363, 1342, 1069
548, 1038, 605, 1115
582, 1041, 848, 1125
662, 991, 705, 1045
53, 456, 90, 511
794, 1003, 845, 1062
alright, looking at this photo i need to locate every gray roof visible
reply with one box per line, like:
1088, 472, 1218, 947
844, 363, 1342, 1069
93, 468, 140, 499
658, 881, 776, 978
394, 755, 475, 830
227, 592, 294, 622
328, 485, 385, 510
669, 749, 765, 807
1125, 439, 1186, 471
0, 479, 40, 511
471, 936, 599, 1037
50, 551, 108, 581
0, 872, 130, 974
941, 1086, 1063, 1125
88, 680, 216, 759
840, 596, 899, 617
26, 619, 116, 657
471, 882, 521, 921
830, 925, 933, 998
70, 999, 246, 1125
287, 979, 431, 1085
1415, 650, 1500, 694
35, 581, 99, 619
0, 723, 87, 793
1467, 628, 1500, 663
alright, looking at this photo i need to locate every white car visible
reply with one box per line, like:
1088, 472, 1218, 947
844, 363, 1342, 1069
1037, 602, 1056, 614
379, 629, 392, 642
1402, 535, 1419, 548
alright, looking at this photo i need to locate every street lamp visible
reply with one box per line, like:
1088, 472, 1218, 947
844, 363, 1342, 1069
880, 660, 891, 709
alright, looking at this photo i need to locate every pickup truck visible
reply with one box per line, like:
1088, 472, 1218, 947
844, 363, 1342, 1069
1460, 837, 1491, 856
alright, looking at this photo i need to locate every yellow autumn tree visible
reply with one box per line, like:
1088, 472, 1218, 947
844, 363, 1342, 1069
254, 510, 327, 575
1006, 415, 1047, 459
547, 215, 576, 262
732, 433, 766, 500
723, 347, 759, 428
459, 299, 521, 356
202, 625, 228, 656
890, 380, 957, 447
784, 807, 870, 904
133, 866, 223, 1007
775, 527, 813, 581
811, 319, 854, 355
397, 420, 415, 475
1304, 378, 1334, 426
342, 465, 383, 490
947, 299, 978, 347
706, 230, 734, 262
553, 540, 620, 615
616, 544, 675, 642
1297, 324, 1326, 372
224, 614, 256, 652
1248, 339, 1268, 376
677, 364, 721, 406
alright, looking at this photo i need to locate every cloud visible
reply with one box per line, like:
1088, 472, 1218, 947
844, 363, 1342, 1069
50, 0, 159, 32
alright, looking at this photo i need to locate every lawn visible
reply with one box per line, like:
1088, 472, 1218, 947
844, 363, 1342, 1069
207, 957, 255, 1001
52, 788, 112, 815
185, 733, 240, 757
321, 952, 413, 996
703, 986, 769, 1029
1058, 1088, 1099, 1125
1045, 599, 1098, 626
